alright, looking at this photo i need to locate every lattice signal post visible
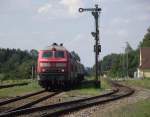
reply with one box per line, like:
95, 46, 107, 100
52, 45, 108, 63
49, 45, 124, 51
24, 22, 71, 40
79, 4, 102, 88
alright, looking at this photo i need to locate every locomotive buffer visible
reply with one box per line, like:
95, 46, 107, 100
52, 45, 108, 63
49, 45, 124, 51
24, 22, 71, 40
79, 4, 101, 88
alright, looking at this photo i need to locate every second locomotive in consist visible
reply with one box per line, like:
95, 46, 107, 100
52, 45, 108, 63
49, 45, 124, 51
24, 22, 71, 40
37, 43, 84, 90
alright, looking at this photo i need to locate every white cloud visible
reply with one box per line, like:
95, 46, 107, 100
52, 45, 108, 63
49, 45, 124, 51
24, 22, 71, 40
37, 3, 52, 14
116, 30, 128, 38
36, 0, 83, 18
65, 33, 95, 66
103, 28, 128, 39
0, 32, 4, 37
137, 14, 150, 22
66, 34, 83, 45
146, 6, 150, 11
111, 17, 130, 25
59, 0, 83, 16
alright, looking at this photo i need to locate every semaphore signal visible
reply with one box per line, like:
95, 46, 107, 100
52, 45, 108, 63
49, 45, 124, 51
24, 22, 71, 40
79, 4, 102, 88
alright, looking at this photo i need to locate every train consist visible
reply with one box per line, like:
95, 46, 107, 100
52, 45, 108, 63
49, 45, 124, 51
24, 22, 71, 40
37, 43, 84, 90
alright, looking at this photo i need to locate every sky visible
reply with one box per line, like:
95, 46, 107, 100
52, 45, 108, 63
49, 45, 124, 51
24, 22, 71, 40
0, 0, 150, 67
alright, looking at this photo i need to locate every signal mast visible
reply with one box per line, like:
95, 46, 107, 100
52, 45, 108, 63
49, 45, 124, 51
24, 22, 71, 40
79, 4, 102, 87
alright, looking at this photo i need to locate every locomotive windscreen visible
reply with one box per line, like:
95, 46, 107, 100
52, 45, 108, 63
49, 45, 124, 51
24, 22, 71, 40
42, 51, 53, 58
55, 51, 64, 58
42, 51, 65, 58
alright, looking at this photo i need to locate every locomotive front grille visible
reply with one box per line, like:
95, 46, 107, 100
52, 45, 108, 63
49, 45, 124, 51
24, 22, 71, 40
39, 72, 66, 80
41, 68, 65, 73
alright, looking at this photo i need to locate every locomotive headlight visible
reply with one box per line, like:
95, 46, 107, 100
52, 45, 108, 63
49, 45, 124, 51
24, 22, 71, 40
61, 69, 65, 72
40, 62, 51, 67
56, 63, 66, 67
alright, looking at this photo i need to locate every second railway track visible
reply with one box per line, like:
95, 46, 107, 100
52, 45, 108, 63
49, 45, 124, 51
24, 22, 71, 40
0, 90, 46, 106
0, 90, 62, 114
0, 82, 29, 89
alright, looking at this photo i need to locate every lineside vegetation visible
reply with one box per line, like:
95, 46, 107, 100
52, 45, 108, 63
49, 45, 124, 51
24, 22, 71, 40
123, 78, 150, 89
0, 48, 37, 81
103, 98, 150, 117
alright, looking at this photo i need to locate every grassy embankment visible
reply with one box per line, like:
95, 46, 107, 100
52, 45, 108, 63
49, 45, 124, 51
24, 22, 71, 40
0, 80, 42, 98
104, 78, 150, 117
0, 79, 30, 85
103, 98, 150, 117
123, 78, 150, 89
0, 77, 111, 97
70, 77, 111, 96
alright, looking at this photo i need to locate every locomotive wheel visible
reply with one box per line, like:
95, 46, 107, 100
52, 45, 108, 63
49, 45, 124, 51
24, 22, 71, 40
45, 87, 48, 91
65, 81, 71, 90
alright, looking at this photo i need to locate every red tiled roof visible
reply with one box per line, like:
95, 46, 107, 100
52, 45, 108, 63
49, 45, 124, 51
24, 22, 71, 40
139, 48, 150, 69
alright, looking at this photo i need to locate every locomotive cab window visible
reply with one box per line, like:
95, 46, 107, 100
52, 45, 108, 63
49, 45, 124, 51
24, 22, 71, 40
55, 51, 64, 58
42, 51, 53, 58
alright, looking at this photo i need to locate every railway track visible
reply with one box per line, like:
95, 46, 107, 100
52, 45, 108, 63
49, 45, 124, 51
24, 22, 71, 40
0, 90, 46, 106
41, 82, 134, 117
0, 90, 62, 115
0, 81, 134, 117
0, 82, 29, 89
6, 92, 61, 113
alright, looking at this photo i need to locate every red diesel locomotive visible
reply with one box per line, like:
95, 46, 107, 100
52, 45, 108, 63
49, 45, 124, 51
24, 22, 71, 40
37, 43, 84, 90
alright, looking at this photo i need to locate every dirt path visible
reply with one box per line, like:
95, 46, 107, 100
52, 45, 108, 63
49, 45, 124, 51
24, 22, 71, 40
63, 86, 150, 117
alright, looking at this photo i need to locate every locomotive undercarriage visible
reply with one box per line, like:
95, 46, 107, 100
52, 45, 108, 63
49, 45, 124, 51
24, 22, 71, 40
38, 73, 78, 90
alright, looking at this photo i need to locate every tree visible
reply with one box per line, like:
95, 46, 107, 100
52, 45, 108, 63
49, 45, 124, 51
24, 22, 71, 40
30, 49, 38, 58
100, 54, 120, 73
0, 48, 37, 80
95, 43, 139, 78
140, 27, 150, 47
18, 60, 32, 79
125, 42, 133, 53
71, 51, 81, 61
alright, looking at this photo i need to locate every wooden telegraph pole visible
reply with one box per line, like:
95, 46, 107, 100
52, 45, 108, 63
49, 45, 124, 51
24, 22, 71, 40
79, 4, 102, 88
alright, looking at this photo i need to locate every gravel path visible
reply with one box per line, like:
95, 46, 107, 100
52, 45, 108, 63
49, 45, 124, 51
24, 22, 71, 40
63, 86, 150, 117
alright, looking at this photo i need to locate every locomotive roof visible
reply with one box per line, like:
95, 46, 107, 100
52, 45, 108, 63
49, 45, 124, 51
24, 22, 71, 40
42, 45, 67, 51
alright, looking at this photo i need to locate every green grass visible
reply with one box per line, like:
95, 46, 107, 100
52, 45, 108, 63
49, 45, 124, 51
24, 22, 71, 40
104, 78, 150, 117
0, 79, 31, 85
0, 80, 42, 98
70, 77, 111, 96
123, 78, 150, 89
104, 98, 150, 117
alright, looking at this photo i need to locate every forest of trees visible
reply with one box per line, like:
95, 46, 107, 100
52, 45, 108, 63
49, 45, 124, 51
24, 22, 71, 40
99, 48, 139, 77
0, 48, 37, 80
93, 26, 150, 78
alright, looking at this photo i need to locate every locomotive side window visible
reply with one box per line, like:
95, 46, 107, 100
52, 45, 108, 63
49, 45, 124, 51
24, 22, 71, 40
55, 51, 64, 58
42, 51, 53, 58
